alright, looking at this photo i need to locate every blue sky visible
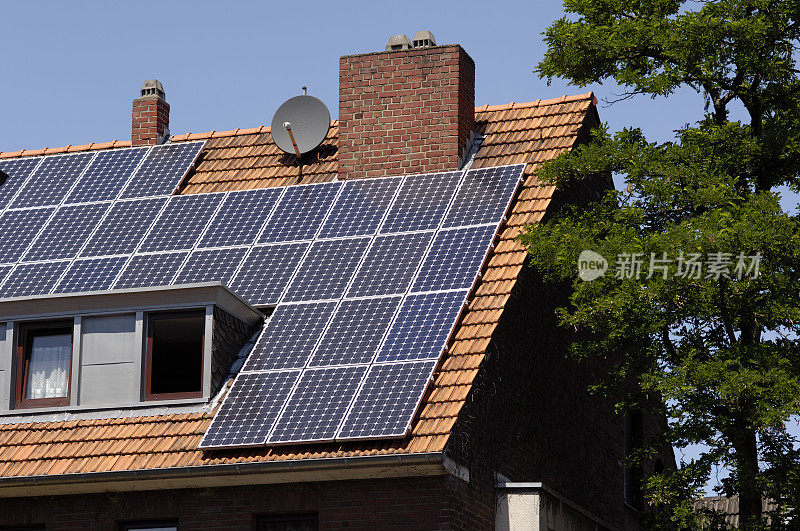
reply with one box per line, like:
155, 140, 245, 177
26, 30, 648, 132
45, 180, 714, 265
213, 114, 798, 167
2, 0, 794, 495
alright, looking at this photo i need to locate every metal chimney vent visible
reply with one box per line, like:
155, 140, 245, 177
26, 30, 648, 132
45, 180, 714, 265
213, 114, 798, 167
412, 30, 436, 48
385, 34, 412, 51
140, 79, 165, 99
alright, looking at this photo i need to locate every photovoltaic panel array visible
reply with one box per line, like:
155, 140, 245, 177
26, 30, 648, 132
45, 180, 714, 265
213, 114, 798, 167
0, 146, 524, 449
199, 164, 525, 449
0, 157, 41, 209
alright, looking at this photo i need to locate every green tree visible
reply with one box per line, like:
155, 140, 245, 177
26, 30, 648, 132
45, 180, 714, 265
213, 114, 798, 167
522, 1, 800, 528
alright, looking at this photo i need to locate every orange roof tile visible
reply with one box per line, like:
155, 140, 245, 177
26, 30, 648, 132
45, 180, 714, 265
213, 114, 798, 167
0, 92, 597, 480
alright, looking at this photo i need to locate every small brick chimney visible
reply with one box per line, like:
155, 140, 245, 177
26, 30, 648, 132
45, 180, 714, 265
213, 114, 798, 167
132, 79, 170, 146
338, 40, 475, 179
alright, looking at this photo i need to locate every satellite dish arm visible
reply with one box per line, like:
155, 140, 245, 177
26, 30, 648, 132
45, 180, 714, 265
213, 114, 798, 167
283, 121, 302, 159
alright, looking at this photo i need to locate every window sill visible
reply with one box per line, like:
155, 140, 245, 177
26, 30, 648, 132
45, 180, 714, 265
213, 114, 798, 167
0, 396, 208, 417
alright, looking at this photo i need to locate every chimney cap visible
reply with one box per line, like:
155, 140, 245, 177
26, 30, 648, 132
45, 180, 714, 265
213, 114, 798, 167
140, 79, 165, 99
412, 31, 436, 48
385, 34, 412, 51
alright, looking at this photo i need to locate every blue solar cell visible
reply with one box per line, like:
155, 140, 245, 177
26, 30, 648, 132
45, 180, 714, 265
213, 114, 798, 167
0, 208, 55, 263
0, 265, 12, 288
380, 171, 462, 234
173, 247, 248, 286
138, 194, 223, 252
113, 252, 188, 289
309, 296, 402, 367
11, 152, 95, 208
346, 232, 433, 298
229, 243, 309, 306
442, 164, 523, 227
243, 301, 337, 371
24, 203, 111, 261
0, 261, 70, 298
411, 225, 496, 293
64, 147, 149, 204
337, 360, 437, 440
199, 370, 300, 448
376, 290, 467, 362
257, 182, 341, 243
0, 157, 41, 209
120, 141, 204, 199
318, 177, 401, 238
268, 365, 367, 444
54, 256, 128, 294
198, 188, 282, 248
283, 237, 371, 302
81, 198, 167, 257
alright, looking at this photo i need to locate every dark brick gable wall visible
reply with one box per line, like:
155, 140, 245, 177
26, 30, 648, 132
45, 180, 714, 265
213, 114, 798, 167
210, 306, 254, 397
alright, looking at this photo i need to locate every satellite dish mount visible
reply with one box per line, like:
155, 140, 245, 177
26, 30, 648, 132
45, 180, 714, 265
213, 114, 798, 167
271, 89, 331, 161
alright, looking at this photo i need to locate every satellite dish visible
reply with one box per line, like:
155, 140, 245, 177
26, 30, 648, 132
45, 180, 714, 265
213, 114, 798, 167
271, 94, 331, 157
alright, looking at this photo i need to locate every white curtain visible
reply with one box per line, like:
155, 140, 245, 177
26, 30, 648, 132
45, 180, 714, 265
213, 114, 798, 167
26, 334, 70, 399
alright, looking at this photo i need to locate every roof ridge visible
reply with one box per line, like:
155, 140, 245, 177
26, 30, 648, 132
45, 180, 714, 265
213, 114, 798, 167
0, 92, 595, 159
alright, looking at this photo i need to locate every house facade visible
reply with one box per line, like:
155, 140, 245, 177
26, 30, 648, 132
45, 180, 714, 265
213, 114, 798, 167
0, 36, 667, 530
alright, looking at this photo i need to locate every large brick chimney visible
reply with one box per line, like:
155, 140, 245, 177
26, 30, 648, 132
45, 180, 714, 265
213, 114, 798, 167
132, 79, 170, 146
338, 38, 475, 179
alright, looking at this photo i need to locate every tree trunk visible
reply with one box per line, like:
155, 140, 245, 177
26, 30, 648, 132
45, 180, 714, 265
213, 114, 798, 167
732, 424, 762, 529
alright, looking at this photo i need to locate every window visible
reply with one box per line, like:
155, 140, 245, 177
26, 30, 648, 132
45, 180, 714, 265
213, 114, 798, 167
256, 514, 317, 531
145, 311, 205, 400
16, 321, 73, 408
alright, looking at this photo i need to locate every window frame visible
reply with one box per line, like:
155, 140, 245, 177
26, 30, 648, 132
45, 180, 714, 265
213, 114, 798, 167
144, 310, 205, 401
15, 320, 74, 409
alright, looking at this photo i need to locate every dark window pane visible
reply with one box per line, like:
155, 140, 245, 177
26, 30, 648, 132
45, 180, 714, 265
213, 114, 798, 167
148, 313, 204, 398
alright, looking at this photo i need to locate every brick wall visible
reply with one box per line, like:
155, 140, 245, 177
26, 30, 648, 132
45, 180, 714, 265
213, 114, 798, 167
132, 94, 169, 146
0, 475, 493, 530
211, 307, 255, 396
338, 45, 475, 179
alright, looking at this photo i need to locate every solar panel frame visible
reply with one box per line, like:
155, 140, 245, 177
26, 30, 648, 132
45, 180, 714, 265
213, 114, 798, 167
242, 301, 338, 371
0, 157, 43, 210
411, 225, 498, 293
258, 181, 343, 244
23, 202, 111, 262
119, 141, 205, 199
318, 177, 402, 239
79, 197, 169, 257
266, 365, 368, 445
11, 151, 96, 208
229, 242, 310, 306
199, 369, 300, 449
138, 193, 225, 252
198, 187, 284, 248
380, 170, 462, 234
282, 237, 371, 303
442, 164, 524, 228
336, 360, 437, 441
0, 207, 57, 264
64, 146, 150, 204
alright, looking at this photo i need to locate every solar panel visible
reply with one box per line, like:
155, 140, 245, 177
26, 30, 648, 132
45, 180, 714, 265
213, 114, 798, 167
0, 208, 55, 264
242, 301, 337, 371
0, 265, 12, 288
380, 171, 462, 234
376, 290, 467, 362
309, 296, 402, 367
257, 182, 341, 243
318, 177, 401, 238
0, 261, 70, 298
346, 231, 433, 298
11, 152, 95, 208
138, 194, 223, 252
199, 370, 300, 448
229, 243, 309, 306
80, 198, 167, 257
337, 360, 437, 440
54, 256, 128, 294
24, 203, 110, 261
283, 237, 371, 302
173, 247, 248, 286
267, 365, 367, 444
64, 147, 149, 204
113, 252, 188, 289
120, 141, 204, 199
442, 164, 523, 227
0, 157, 41, 209
198, 188, 282, 248
411, 225, 496, 293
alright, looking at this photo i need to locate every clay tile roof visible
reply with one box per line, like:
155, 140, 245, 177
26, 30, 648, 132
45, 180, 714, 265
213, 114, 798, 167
0, 92, 597, 479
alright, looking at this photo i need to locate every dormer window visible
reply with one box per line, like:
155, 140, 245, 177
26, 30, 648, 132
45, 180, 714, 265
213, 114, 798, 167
146, 311, 205, 400
16, 321, 73, 408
